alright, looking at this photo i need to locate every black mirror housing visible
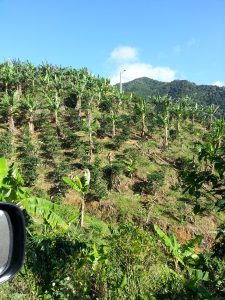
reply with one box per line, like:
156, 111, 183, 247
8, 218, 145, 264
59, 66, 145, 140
0, 203, 26, 284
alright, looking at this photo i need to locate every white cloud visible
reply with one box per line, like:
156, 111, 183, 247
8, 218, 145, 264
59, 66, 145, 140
110, 46, 138, 63
110, 63, 176, 84
212, 80, 224, 87
108, 45, 176, 84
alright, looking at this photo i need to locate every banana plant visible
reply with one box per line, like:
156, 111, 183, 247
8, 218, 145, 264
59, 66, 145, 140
21, 93, 39, 133
0, 60, 16, 95
172, 99, 187, 133
134, 97, 147, 137
156, 112, 170, 147
206, 104, 220, 130
154, 224, 207, 275
44, 92, 62, 132
197, 142, 219, 172
0, 93, 19, 133
83, 79, 100, 161
122, 158, 136, 178
211, 119, 225, 148
63, 169, 90, 227
74, 68, 89, 116
153, 95, 172, 146
188, 102, 199, 126
0, 157, 68, 230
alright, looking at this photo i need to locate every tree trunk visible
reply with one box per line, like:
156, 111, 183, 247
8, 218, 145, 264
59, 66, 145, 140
80, 198, 85, 227
8, 115, 15, 133
141, 113, 146, 137
112, 119, 116, 137
87, 110, 93, 162
28, 114, 34, 134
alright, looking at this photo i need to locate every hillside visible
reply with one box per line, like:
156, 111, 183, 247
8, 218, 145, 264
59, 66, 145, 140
118, 77, 225, 113
0, 60, 224, 299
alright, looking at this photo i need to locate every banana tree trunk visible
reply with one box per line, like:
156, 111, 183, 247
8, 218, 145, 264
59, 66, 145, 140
112, 119, 116, 137
80, 198, 85, 227
141, 113, 146, 137
8, 114, 15, 133
87, 110, 93, 161
28, 114, 34, 134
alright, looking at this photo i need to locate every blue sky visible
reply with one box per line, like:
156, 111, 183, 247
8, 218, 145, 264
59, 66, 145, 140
0, 0, 224, 86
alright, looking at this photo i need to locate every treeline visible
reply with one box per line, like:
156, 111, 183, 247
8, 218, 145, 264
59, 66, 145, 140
120, 77, 225, 114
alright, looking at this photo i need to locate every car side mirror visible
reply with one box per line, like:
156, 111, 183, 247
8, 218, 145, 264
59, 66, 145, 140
0, 203, 26, 284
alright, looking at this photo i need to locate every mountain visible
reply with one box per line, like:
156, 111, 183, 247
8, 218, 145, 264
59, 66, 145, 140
118, 77, 225, 113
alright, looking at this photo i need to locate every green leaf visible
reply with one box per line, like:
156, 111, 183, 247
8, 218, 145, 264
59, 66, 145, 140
119, 274, 127, 290
21, 197, 68, 230
63, 176, 82, 192
75, 177, 83, 191
0, 157, 8, 185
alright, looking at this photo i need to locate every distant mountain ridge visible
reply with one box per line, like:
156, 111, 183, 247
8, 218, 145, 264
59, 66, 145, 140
117, 77, 225, 113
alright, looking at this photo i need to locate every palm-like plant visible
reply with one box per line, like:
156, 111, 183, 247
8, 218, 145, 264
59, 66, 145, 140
188, 102, 199, 126
63, 169, 90, 227
44, 92, 62, 131
211, 119, 225, 148
173, 99, 188, 133
0, 93, 19, 133
154, 95, 172, 146
134, 97, 148, 137
74, 68, 89, 116
206, 104, 220, 129
122, 158, 136, 178
0, 60, 16, 95
21, 94, 39, 133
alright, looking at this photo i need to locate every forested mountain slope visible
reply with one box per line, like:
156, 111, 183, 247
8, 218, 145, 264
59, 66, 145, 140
0, 60, 224, 299
119, 77, 225, 114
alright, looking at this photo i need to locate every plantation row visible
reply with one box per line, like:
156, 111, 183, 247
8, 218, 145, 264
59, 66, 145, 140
0, 60, 224, 299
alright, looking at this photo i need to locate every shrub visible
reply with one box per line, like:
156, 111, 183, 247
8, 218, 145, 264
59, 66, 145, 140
0, 130, 13, 158
146, 171, 165, 194
103, 162, 124, 191
89, 158, 108, 199
18, 126, 40, 186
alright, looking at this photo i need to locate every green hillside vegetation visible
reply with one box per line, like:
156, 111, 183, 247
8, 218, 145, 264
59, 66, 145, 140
0, 60, 224, 299
119, 77, 225, 115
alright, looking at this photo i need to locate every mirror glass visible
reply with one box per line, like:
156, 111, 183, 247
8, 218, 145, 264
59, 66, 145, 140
0, 210, 12, 275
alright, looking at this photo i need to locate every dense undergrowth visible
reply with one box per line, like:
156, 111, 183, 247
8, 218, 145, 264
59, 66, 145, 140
0, 60, 224, 299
